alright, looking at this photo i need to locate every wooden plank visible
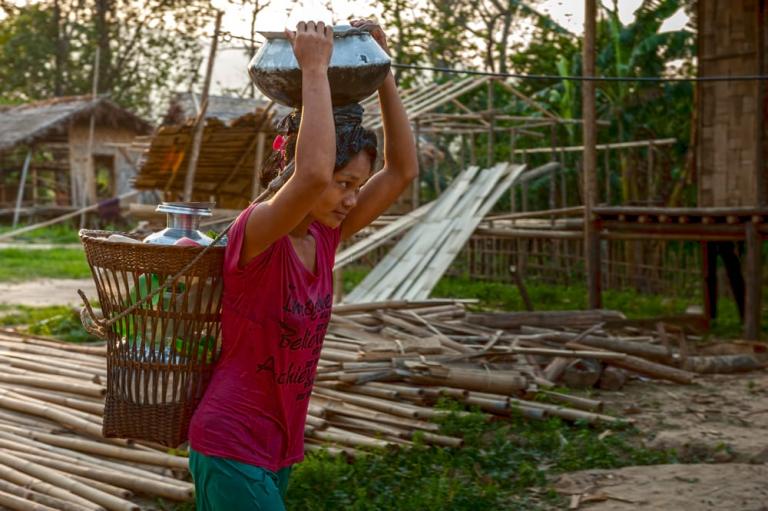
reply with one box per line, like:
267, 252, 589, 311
403, 164, 523, 300
11, 151, 32, 229
183, 11, 221, 201
344, 166, 480, 303
744, 221, 762, 339
334, 201, 432, 270
395, 165, 504, 300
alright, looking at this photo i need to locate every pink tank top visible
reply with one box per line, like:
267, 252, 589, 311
188, 203, 340, 471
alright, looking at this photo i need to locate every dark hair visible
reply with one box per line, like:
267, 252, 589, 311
260, 103, 378, 189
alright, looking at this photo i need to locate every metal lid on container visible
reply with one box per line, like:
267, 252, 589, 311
258, 24, 369, 40
155, 202, 214, 217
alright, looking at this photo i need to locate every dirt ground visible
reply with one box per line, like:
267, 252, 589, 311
556, 369, 768, 509
0, 278, 96, 307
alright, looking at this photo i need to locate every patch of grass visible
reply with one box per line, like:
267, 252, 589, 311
0, 247, 90, 282
284, 403, 674, 511
0, 224, 81, 244
0, 305, 98, 343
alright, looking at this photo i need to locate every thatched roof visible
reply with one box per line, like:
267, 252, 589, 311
0, 96, 152, 153
135, 107, 277, 208
161, 92, 292, 125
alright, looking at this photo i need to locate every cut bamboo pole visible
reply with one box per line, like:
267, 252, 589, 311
6, 387, 104, 416
0, 426, 188, 470
312, 397, 440, 432
0, 479, 87, 511
0, 488, 60, 511
567, 342, 694, 384
535, 390, 604, 412
0, 461, 102, 510
9, 451, 191, 502
68, 474, 132, 500
0, 450, 139, 511
308, 427, 392, 449
0, 428, 186, 489
0, 390, 104, 438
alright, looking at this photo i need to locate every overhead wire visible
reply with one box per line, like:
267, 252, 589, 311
211, 30, 768, 83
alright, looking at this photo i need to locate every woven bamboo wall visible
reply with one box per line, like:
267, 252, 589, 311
697, 0, 767, 207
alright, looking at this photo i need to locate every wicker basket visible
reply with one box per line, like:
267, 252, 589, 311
79, 230, 225, 447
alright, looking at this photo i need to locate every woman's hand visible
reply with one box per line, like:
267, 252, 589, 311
350, 18, 389, 55
285, 21, 334, 73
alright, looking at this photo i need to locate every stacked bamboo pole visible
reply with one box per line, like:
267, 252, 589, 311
0, 329, 193, 510
0, 301, 765, 509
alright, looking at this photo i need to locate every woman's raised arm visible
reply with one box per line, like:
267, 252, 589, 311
339, 20, 419, 241
240, 21, 336, 264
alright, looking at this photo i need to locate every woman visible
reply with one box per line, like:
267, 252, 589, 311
187, 18, 418, 511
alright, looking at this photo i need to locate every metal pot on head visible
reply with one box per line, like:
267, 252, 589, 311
248, 24, 391, 107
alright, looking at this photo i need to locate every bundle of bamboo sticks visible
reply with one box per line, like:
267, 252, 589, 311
0, 301, 764, 510
0, 329, 193, 510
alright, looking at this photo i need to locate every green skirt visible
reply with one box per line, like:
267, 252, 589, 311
189, 448, 292, 511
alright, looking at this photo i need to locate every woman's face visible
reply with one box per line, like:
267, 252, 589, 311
311, 151, 373, 228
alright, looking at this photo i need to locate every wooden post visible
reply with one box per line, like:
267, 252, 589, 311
744, 221, 762, 339
701, 241, 713, 328
510, 129, 517, 213
81, 46, 100, 228
413, 118, 422, 208
468, 132, 476, 165
487, 79, 495, 166
582, 0, 601, 308
251, 131, 266, 199
183, 10, 222, 202
647, 141, 654, 202
431, 143, 441, 196
604, 144, 611, 205
31, 167, 38, 205
521, 149, 529, 211
549, 121, 558, 210
12, 151, 32, 229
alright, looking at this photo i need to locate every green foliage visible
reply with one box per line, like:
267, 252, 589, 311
0, 224, 81, 244
0, 305, 98, 343
0, 1, 213, 117
0, 247, 89, 282
284, 407, 673, 510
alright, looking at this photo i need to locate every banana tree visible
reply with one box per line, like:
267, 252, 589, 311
596, 0, 694, 203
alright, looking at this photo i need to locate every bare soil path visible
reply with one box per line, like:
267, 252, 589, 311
0, 278, 96, 307
556, 369, 768, 509
555, 463, 768, 510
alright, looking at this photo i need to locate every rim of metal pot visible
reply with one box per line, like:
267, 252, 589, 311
156, 202, 215, 217
257, 24, 371, 40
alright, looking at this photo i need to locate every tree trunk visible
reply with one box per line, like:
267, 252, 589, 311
497, 7, 513, 74
53, 0, 64, 96
94, 0, 113, 94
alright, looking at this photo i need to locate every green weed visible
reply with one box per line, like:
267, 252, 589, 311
0, 305, 98, 343
0, 248, 90, 282
0, 224, 81, 244
284, 406, 674, 511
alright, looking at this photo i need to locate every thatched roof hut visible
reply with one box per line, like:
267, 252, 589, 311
134, 97, 278, 209
0, 96, 152, 215
161, 92, 285, 125
0, 96, 150, 154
